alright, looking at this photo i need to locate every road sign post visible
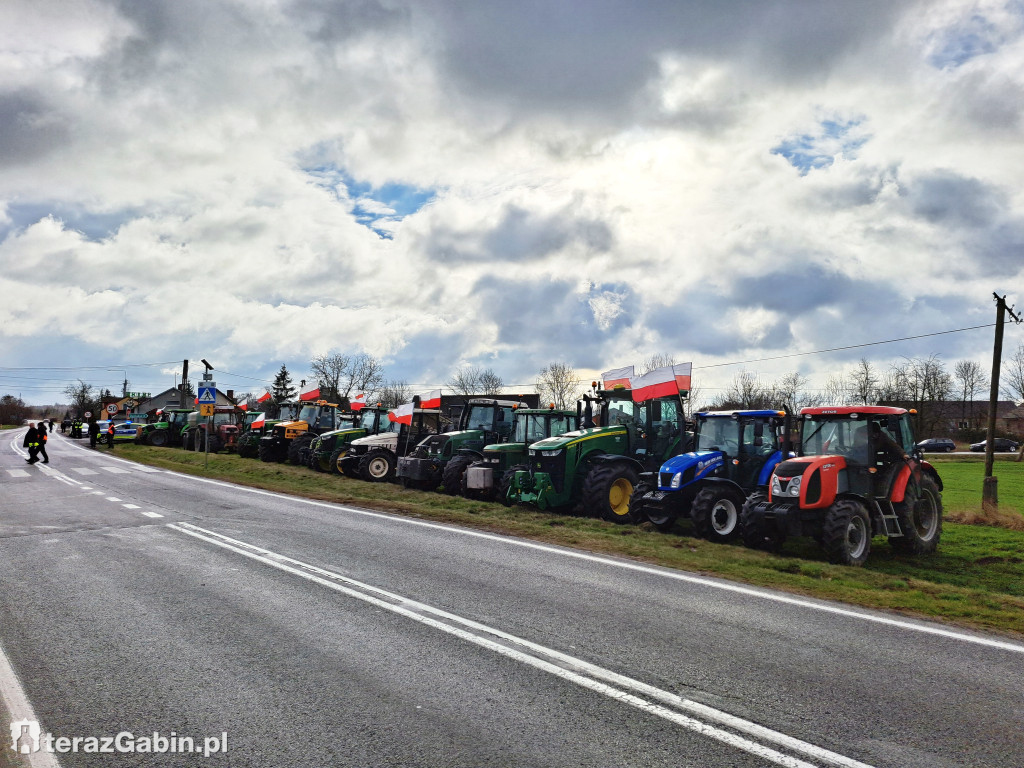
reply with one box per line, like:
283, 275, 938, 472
198, 383, 216, 469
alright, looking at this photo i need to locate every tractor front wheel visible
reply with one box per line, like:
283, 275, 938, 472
822, 498, 872, 566
890, 475, 942, 555
359, 449, 396, 482
691, 487, 743, 543
739, 492, 785, 552
497, 465, 525, 507
149, 430, 168, 448
288, 434, 314, 465
207, 434, 224, 454
633, 482, 676, 532
583, 463, 640, 523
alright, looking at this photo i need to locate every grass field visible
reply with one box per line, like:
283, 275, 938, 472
97, 442, 1024, 639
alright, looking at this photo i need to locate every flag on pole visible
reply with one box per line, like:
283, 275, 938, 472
419, 389, 441, 409
251, 412, 266, 429
257, 391, 272, 404
351, 393, 367, 411
388, 402, 415, 425
299, 385, 320, 401
238, 403, 248, 412
630, 365, 677, 402
601, 365, 634, 389
673, 362, 692, 393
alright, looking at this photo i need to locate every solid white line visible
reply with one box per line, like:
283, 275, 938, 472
20, 434, 1024, 655
0, 640, 62, 768
168, 522, 854, 768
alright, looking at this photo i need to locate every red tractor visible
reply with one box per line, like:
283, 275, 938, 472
182, 406, 243, 453
740, 406, 943, 566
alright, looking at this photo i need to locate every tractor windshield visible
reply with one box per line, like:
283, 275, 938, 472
696, 418, 737, 453
513, 414, 570, 444
212, 413, 234, 426
297, 404, 319, 423
801, 416, 868, 462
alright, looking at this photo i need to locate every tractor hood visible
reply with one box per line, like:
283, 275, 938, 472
528, 426, 627, 452
350, 432, 398, 449
483, 442, 525, 455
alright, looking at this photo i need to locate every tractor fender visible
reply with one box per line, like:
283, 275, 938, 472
919, 460, 944, 492
585, 452, 645, 475
889, 463, 913, 503
756, 450, 786, 487
699, 476, 747, 497
455, 448, 484, 461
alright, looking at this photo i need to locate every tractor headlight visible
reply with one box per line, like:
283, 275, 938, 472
670, 472, 682, 489
787, 475, 802, 497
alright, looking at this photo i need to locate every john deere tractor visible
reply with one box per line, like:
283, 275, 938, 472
740, 406, 943, 566
462, 405, 579, 502
396, 398, 523, 492
631, 409, 790, 542
307, 406, 391, 473
340, 408, 444, 482
258, 400, 355, 464
508, 385, 690, 522
135, 408, 193, 447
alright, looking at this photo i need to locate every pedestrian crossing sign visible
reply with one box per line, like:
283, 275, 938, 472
198, 386, 216, 404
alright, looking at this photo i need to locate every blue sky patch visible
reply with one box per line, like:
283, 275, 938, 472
2, 202, 137, 243
771, 117, 869, 175
927, 14, 1001, 69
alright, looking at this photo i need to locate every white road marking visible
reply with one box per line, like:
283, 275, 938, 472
141, 511, 164, 518
70, 468, 99, 475
6, 469, 30, 477
105, 497, 122, 502
123, 504, 141, 510
0, 639, 62, 768
91, 491, 104, 495
169, 522, 875, 768
99, 466, 131, 474
80, 486, 92, 490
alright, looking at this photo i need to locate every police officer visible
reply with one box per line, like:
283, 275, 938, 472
23, 423, 40, 464
88, 419, 100, 448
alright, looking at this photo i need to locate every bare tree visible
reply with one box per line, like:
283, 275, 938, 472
310, 353, 350, 402
821, 373, 850, 405
310, 352, 386, 402
0, 395, 30, 426
376, 380, 412, 410
537, 362, 580, 409
953, 359, 990, 422
1002, 342, 1024, 402
848, 358, 878, 405
63, 380, 97, 417
447, 366, 504, 396
638, 354, 675, 376
771, 372, 819, 412
711, 371, 774, 410
889, 355, 953, 436
345, 353, 386, 399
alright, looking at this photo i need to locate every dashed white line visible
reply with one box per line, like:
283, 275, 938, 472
99, 466, 131, 474
5, 469, 30, 478
141, 511, 163, 518
70, 468, 99, 475
105, 497, 122, 502
123, 504, 141, 510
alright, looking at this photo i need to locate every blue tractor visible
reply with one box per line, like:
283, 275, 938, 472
630, 409, 791, 543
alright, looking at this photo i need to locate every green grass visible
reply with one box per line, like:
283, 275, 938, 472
0, 425, 21, 430
113, 444, 1024, 639
927, 453, 1024, 528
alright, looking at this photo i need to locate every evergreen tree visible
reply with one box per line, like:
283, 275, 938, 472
272, 364, 296, 404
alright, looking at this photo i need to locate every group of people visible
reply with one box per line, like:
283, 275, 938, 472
22, 420, 52, 464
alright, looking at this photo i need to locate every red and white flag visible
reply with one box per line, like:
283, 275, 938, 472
257, 391, 272, 404
251, 412, 266, 429
630, 365, 677, 403
601, 365, 633, 389
673, 362, 692, 393
238, 402, 248, 412
418, 389, 441, 409
299, 385, 320, 401
351, 393, 367, 411
388, 402, 415, 425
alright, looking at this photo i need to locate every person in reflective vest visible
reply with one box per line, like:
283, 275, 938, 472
23, 423, 40, 464
107, 422, 116, 448
37, 426, 49, 464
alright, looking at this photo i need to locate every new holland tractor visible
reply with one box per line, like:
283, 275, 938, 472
461, 405, 579, 502
396, 398, 524, 492
181, 406, 244, 453
740, 406, 943, 566
258, 400, 355, 464
508, 385, 690, 522
339, 408, 444, 482
134, 408, 193, 447
236, 404, 299, 458
306, 406, 391, 473
630, 409, 790, 542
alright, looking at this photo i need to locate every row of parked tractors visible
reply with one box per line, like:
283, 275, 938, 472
133, 385, 943, 567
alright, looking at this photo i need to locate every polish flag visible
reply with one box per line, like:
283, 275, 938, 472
418, 389, 441, 409
351, 393, 367, 411
251, 412, 266, 429
257, 391, 272, 404
238, 403, 248, 411
673, 362, 692, 393
601, 366, 633, 390
388, 402, 415, 425
156, 409, 164, 415
630, 365, 678, 403
299, 386, 320, 401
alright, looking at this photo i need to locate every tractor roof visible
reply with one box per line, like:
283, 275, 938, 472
698, 409, 787, 419
800, 405, 908, 416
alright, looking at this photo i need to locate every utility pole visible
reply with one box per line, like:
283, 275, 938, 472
180, 359, 189, 409
983, 292, 1021, 512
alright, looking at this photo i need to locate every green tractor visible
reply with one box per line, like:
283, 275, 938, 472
134, 408, 193, 447
236, 404, 298, 458
339, 408, 445, 482
306, 406, 392, 473
461, 405, 579, 502
396, 398, 524, 492
508, 385, 690, 522
258, 400, 355, 464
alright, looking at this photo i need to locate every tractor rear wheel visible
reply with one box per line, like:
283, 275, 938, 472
822, 498, 872, 566
889, 475, 942, 555
497, 465, 526, 507
633, 481, 674, 532
207, 434, 224, 454
739, 492, 785, 552
442, 455, 475, 496
288, 434, 314, 465
582, 463, 640, 523
691, 487, 743, 543
329, 447, 345, 475
149, 430, 168, 448
182, 429, 195, 451
359, 449, 395, 482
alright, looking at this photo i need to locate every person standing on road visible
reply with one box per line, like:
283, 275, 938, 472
88, 419, 99, 448
37, 426, 50, 464
107, 422, 116, 448
48, 420, 54, 433
23, 423, 40, 464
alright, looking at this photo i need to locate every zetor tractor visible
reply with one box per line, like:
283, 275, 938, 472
462, 405, 579, 502
340, 408, 444, 482
307, 406, 391, 473
396, 399, 522, 492
181, 406, 242, 453
631, 410, 790, 543
509, 385, 689, 522
740, 406, 943, 566
258, 400, 354, 464
135, 408, 193, 447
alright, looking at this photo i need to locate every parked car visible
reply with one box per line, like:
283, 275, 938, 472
916, 438, 956, 452
969, 438, 1020, 452
95, 420, 141, 443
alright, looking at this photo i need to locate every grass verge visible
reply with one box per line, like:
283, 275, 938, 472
110, 443, 1024, 639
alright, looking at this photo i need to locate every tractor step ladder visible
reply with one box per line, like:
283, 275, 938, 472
875, 499, 903, 537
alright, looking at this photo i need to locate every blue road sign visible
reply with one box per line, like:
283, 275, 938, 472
197, 386, 216, 405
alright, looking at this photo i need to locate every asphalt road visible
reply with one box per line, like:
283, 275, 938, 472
1, 428, 1022, 767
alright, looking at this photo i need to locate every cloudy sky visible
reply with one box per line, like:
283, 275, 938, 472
1, 0, 1022, 404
